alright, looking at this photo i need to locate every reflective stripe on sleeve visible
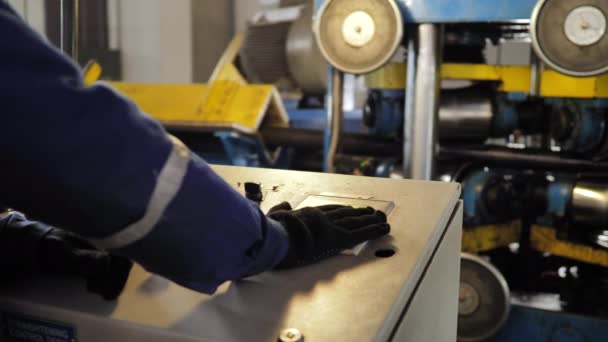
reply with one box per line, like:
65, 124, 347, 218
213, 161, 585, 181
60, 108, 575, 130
90, 135, 190, 249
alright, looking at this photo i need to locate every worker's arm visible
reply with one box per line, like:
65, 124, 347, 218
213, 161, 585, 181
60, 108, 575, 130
0, 2, 288, 293
0, 2, 391, 294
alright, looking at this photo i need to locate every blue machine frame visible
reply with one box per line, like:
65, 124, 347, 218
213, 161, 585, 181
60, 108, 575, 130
310, 1, 608, 340
314, 0, 537, 23
493, 305, 608, 342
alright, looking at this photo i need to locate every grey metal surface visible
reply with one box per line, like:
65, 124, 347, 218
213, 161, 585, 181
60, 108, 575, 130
438, 91, 493, 140
286, 5, 327, 94
391, 202, 462, 342
325, 68, 344, 173
485, 40, 533, 66
571, 181, 608, 228
411, 24, 443, 180
192, 0, 234, 82
0, 166, 461, 342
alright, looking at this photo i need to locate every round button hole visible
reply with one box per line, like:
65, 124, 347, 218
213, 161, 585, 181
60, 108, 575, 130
375, 248, 396, 258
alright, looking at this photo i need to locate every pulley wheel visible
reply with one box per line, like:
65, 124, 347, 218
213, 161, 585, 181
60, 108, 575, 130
458, 254, 510, 342
531, 0, 608, 77
314, 0, 403, 74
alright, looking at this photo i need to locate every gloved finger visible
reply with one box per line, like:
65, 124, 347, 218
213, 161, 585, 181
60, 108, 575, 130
326, 207, 375, 220
46, 229, 95, 250
348, 223, 391, 243
268, 202, 292, 213
333, 211, 387, 229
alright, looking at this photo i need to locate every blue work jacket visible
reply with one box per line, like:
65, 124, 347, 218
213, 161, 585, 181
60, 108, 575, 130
0, 1, 288, 294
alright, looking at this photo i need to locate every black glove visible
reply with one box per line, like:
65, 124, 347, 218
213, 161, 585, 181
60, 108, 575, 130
37, 228, 133, 300
268, 202, 390, 269
0, 213, 132, 300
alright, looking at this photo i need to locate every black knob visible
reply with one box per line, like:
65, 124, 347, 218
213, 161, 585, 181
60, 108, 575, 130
245, 182, 263, 202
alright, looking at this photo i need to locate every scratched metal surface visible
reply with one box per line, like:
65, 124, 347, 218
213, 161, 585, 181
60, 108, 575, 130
0, 166, 461, 342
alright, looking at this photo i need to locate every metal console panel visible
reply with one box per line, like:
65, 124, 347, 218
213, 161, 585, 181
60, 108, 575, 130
314, 0, 537, 23
0, 166, 462, 342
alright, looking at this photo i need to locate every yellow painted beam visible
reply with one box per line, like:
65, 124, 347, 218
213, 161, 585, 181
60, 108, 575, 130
461, 221, 521, 254
110, 81, 288, 132
531, 225, 608, 267
110, 82, 210, 122
366, 63, 608, 99
208, 33, 245, 83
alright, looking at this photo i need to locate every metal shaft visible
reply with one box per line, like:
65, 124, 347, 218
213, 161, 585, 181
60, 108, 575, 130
324, 68, 344, 173
260, 127, 401, 156
403, 33, 417, 178
529, 52, 542, 97
410, 24, 443, 180
60, 0, 79, 61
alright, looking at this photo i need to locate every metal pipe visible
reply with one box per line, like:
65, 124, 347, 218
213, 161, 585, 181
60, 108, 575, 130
439, 146, 608, 172
410, 24, 443, 180
324, 67, 344, 173
72, 0, 79, 62
60, 0, 79, 61
403, 32, 417, 178
530, 52, 542, 97
60, 0, 66, 52
260, 127, 401, 156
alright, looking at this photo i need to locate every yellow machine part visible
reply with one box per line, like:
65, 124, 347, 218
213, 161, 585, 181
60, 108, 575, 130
461, 221, 521, 254
95, 33, 289, 132
530, 225, 608, 268
208, 32, 246, 84
109, 81, 288, 132
366, 63, 608, 99
83, 60, 102, 86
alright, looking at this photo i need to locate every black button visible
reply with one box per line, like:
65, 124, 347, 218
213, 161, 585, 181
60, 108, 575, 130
245, 182, 263, 201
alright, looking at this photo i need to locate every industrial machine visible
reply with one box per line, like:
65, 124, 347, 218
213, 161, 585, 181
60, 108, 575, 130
222, 0, 608, 340
0, 166, 463, 342
48, 0, 608, 339
306, 0, 608, 340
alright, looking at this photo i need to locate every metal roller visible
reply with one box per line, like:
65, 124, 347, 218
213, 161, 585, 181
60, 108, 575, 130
439, 91, 494, 141
458, 254, 510, 342
314, 0, 404, 74
286, 5, 328, 94
240, 18, 293, 86
364, 88, 494, 141
531, 0, 608, 77
240, 4, 327, 94
571, 181, 608, 228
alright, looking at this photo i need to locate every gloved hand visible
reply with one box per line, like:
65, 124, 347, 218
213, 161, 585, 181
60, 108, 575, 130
0, 212, 132, 300
37, 228, 133, 300
267, 202, 390, 269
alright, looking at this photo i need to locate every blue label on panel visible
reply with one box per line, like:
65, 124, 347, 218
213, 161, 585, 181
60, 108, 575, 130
1, 312, 76, 342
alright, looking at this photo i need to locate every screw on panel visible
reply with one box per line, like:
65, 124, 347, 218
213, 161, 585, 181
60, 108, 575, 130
279, 328, 304, 342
